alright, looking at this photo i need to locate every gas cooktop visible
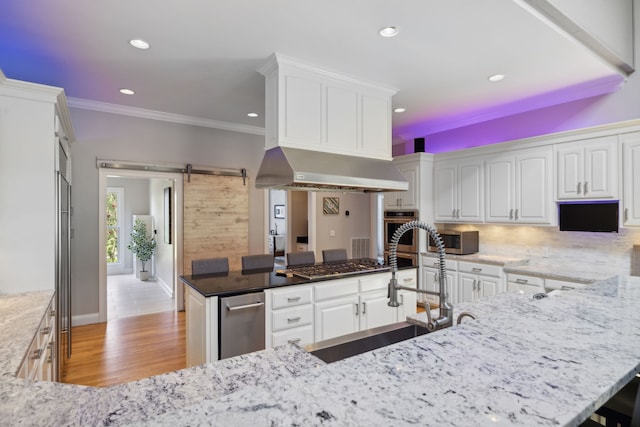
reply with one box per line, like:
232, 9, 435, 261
289, 259, 390, 280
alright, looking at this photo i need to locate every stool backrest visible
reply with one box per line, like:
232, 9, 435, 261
242, 254, 274, 271
192, 257, 229, 275
286, 251, 316, 267
322, 248, 348, 263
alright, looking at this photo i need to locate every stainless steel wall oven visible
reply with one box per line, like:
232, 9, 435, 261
383, 210, 419, 253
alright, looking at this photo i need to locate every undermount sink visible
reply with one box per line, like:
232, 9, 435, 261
304, 321, 429, 363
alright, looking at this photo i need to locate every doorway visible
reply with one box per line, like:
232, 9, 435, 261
98, 168, 184, 323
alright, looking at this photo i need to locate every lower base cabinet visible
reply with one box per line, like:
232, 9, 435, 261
17, 293, 56, 381
185, 287, 218, 366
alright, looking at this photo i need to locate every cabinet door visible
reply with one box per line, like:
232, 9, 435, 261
186, 287, 206, 367
359, 291, 397, 330
477, 277, 498, 299
314, 295, 359, 341
516, 148, 553, 224
458, 273, 477, 304
583, 136, 618, 199
458, 160, 484, 222
282, 74, 323, 147
398, 163, 418, 209
434, 163, 457, 221
485, 156, 514, 222
622, 132, 640, 226
397, 290, 417, 321
422, 267, 439, 306
556, 145, 583, 199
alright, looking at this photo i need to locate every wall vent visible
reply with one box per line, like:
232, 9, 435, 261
351, 238, 370, 259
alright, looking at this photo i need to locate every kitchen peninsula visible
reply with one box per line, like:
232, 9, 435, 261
2, 274, 640, 425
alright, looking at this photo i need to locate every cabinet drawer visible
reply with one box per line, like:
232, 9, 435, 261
507, 273, 544, 287
359, 272, 390, 293
314, 278, 359, 302
458, 261, 502, 277
421, 256, 458, 271
271, 304, 313, 332
271, 325, 314, 348
396, 269, 417, 288
270, 285, 313, 309
544, 278, 586, 291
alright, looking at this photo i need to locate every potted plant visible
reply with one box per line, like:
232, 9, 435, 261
127, 218, 156, 281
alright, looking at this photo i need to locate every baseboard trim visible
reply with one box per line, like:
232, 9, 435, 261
157, 276, 173, 297
73, 312, 101, 326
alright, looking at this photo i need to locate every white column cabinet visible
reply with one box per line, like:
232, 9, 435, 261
434, 159, 484, 223
555, 135, 618, 200
621, 132, 640, 226
185, 287, 218, 366
384, 160, 418, 209
485, 147, 553, 224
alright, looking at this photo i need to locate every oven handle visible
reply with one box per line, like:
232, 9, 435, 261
227, 301, 265, 311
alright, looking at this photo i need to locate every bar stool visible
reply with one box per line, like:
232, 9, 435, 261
322, 248, 348, 263
286, 251, 315, 267
241, 254, 274, 271
191, 257, 229, 275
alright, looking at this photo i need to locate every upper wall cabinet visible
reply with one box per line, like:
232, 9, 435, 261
383, 153, 434, 218
555, 136, 618, 200
621, 132, 640, 226
485, 146, 553, 224
434, 159, 484, 223
259, 54, 397, 160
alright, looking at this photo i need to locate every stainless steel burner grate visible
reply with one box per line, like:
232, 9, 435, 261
289, 259, 389, 280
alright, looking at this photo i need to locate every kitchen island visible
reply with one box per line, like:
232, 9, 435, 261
2, 275, 640, 425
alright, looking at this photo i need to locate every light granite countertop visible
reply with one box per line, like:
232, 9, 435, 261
421, 251, 529, 267
3, 276, 640, 426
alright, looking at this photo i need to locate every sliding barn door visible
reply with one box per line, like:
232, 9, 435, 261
183, 174, 248, 274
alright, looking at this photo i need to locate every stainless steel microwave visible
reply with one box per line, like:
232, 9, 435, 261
428, 230, 479, 255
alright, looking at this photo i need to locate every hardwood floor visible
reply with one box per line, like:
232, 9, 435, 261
61, 311, 186, 387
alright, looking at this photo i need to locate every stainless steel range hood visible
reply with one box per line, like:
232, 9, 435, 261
255, 146, 408, 193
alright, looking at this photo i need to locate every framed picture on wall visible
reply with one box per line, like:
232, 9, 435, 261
323, 197, 339, 215
274, 205, 285, 218
164, 187, 172, 244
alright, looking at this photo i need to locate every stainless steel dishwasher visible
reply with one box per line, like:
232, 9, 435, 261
219, 292, 265, 359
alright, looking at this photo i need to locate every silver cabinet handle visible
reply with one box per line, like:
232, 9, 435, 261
433, 261, 439, 267
515, 278, 528, 284
625, 208, 629, 222
477, 280, 482, 291
227, 301, 264, 311
452, 208, 456, 217
514, 209, 519, 220
471, 267, 482, 273
41, 327, 51, 335
400, 294, 404, 306
287, 296, 301, 303
472, 279, 477, 291
32, 349, 43, 360
584, 181, 588, 195
509, 209, 513, 219
50, 309, 55, 318
287, 316, 301, 323
288, 338, 301, 344
354, 303, 359, 316
577, 182, 582, 195
362, 302, 367, 315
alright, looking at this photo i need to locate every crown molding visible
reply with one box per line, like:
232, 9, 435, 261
67, 98, 266, 136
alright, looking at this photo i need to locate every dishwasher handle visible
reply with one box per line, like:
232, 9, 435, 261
227, 301, 265, 311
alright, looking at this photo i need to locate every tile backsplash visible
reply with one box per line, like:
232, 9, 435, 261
438, 223, 640, 276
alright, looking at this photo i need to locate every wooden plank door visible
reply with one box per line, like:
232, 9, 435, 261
183, 174, 248, 274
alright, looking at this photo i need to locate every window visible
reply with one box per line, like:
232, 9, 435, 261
106, 187, 124, 264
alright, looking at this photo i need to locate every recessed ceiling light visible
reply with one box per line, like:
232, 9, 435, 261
129, 39, 150, 50
119, 88, 135, 95
488, 74, 505, 82
247, 112, 259, 118
394, 108, 406, 113
379, 26, 400, 38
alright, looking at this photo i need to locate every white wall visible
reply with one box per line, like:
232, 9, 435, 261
70, 108, 265, 317
150, 178, 174, 294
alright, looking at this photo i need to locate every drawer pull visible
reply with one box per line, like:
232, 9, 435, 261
515, 279, 528, 284
362, 302, 367, 315
433, 262, 439, 267
227, 301, 264, 311
402, 278, 413, 283
288, 338, 301, 345
287, 316, 301, 323
287, 296, 301, 303
41, 327, 51, 335
471, 268, 482, 273
32, 349, 43, 360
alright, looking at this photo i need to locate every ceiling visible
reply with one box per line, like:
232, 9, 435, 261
0, 0, 631, 147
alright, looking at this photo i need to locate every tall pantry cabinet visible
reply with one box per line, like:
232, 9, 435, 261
0, 72, 74, 295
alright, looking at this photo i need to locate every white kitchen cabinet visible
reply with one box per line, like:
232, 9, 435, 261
384, 160, 418, 209
359, 290, 397, 330
259, 54, 395, 160
17, 293, 57, 381
457, 261, 502, 304
621, 132, 640, 226
0, 77, 74, 294
506, 273, 544, 293
555, 135, 618, 200
185, 287, 218, 366
543, 278, 587, 292
485, 146, 553, 224
421, 256, 458, 306
314, 295, 361, 342
434, 159, 484, 223
266, 284, 314, 348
